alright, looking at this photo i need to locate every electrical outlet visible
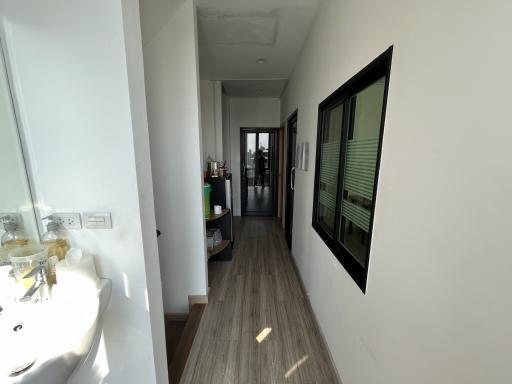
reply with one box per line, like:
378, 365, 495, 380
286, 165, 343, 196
51, 213, 82, 230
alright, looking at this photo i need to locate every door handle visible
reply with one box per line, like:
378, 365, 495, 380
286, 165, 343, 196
290, 167, 296, 190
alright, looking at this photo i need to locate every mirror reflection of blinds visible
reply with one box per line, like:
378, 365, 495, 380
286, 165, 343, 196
342, 137, 379, 232
318, 140, 340, 211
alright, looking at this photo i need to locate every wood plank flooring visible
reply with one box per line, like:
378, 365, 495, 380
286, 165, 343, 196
169, 305, 206, 383
166, 317, 186, 366
180, 217, 340, 384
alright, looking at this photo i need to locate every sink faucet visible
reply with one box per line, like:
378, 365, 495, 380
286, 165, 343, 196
20, 266, 48, 303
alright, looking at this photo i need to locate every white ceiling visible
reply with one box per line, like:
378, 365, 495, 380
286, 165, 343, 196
197, 0, 323, 97
139, 0, 323, 97
222, 79, 288, 98
196, 0, 322, 80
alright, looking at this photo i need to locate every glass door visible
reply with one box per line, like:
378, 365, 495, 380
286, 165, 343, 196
240, 129, 279, 216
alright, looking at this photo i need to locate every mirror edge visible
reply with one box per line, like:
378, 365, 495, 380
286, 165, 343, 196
0, 28, 42, 241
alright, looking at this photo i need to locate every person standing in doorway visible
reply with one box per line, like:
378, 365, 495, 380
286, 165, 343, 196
254, 149, 267, 188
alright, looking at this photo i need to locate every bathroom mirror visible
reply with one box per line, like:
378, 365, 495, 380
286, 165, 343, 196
0, 40, 39, 243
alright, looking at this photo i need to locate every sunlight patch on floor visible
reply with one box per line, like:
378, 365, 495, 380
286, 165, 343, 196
284, 355, 309, 379
256, 327, 272, 343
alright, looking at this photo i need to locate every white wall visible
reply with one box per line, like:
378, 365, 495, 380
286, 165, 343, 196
200, 79, 223, 168
143, 0, 208, 314
119, 1, 168, 382
0, 0, 167, 382
139, 0, 186, 46
200, 80, 215, 168
221, 90, 231, 168
229, 98, 280, 215
281, 0, 512, 383
213, 81, 223, 163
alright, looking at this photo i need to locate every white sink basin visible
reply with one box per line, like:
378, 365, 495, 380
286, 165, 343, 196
0, 279, 111, 384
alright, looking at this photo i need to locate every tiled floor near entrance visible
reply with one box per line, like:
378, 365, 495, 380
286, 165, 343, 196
181, 217, 340, 383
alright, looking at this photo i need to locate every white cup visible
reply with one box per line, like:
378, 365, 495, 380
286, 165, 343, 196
214, 205, 222, 215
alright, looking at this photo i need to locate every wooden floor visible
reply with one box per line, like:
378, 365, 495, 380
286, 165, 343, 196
169, 305, 206, 383
166, 317, 186, 365
180, 217, 340, 383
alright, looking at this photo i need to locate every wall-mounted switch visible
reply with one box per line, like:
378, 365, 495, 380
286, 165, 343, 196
49, 213, 82, 230
83, 212, 112, 229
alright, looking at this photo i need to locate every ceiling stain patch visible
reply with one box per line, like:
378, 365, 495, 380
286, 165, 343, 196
197, 9, 278, 45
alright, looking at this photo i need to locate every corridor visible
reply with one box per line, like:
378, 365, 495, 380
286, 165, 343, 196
181, 218, 340, 383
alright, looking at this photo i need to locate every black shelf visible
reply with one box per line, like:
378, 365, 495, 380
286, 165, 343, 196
205, 208, 230, 223
207, 240, 230, 258
205, 176, 233, 261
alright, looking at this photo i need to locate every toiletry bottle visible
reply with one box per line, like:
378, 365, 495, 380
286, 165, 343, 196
0, 248, 10, 266
41, 220, 69, 284
1, 221, 29, 251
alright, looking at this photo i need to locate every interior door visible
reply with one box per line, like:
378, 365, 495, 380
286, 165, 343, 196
285, 112, 298, 248
240, 129, 279, 216
240, 132, 254, 215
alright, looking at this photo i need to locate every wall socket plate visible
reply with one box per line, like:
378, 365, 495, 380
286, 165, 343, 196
50, 213, 82, 230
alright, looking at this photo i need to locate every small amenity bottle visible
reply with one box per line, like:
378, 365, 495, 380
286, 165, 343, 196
1, 221, 30, 250
41, 220, 69, 284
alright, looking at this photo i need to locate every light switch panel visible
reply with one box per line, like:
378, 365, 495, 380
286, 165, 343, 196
83, 212, 112, 229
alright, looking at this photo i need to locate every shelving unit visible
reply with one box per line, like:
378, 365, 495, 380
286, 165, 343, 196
205, 176, 233, 261
206, 208, 230, 222
207, 240, 230, 259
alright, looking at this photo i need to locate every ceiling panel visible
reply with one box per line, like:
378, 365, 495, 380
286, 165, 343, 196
198, 10, 278, 45
197, 0, 323, 80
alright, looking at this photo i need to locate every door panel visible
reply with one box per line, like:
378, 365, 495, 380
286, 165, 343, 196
240, 129, 279, 216
240, 134, 249, 213
285, 112, 298, 248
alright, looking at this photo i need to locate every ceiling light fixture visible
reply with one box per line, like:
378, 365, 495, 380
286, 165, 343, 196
256, 58, 267, 64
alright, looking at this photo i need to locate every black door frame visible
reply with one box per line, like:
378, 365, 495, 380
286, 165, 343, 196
285, 110, 298, 248
240, 127, 280, 217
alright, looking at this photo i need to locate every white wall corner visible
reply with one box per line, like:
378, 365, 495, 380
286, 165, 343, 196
213, 80, 223, 161
120, 0, 168, 382
143, 0, 207, 314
